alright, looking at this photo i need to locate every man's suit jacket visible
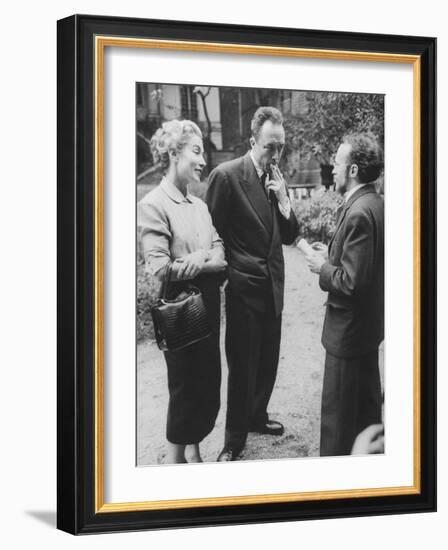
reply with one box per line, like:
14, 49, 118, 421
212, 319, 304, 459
206, 152, 298, 316
319, 185, 384, 358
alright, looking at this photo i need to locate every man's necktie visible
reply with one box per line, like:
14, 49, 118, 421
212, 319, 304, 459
260, 172, 270, 200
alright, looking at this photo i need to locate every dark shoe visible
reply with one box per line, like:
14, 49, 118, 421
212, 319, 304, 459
250, 420, 284, 436
217, 446, 240, 462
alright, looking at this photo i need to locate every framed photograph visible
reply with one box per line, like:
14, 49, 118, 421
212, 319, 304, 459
57, 14, 436, 534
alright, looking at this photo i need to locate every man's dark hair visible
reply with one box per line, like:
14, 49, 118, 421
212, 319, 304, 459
343, 132, 384, 184
251, 106, 283, 139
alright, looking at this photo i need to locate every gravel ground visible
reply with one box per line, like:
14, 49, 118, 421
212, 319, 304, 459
137, 245, 383, 465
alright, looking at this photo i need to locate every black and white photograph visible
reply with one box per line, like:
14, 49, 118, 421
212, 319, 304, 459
136, 82, 385, 466
54, 9, 436, 537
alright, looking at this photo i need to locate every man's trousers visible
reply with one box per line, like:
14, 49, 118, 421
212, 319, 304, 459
224, 289, 282, 452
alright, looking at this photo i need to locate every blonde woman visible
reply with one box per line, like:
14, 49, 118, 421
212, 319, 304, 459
138, 120, 227, 464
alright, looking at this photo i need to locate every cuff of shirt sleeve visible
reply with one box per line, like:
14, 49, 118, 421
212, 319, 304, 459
278, 198, 291, 219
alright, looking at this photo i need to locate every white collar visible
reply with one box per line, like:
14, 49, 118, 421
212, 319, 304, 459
160, 177, 193, 204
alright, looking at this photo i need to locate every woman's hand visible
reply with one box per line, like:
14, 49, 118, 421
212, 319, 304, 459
175, 250, 208, 280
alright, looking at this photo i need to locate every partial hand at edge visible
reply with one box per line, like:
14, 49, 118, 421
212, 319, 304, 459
201, 257, 228, 274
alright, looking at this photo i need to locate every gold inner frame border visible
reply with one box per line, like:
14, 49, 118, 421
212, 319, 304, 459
94, 36, 421, 514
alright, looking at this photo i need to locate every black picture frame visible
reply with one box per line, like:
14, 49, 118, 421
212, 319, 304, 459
57, 14, 436, 535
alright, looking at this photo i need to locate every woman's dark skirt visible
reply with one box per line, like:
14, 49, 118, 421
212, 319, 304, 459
163, 275, 222, 445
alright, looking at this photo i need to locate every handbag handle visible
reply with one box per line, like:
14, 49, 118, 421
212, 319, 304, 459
160, 262, 173, 300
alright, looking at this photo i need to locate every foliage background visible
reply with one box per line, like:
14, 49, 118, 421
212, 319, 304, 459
291, 92, 385, 164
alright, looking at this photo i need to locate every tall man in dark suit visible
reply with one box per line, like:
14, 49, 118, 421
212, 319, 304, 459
206, 107, 299, 461
306, 132, 384, 456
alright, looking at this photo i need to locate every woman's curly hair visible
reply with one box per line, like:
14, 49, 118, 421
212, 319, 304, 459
150, 119, 202, 173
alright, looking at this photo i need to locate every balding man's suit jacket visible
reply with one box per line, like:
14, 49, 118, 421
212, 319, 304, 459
319, 185, 384, 358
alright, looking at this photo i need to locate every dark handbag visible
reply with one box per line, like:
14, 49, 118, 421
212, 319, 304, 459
151, 263, 212, 352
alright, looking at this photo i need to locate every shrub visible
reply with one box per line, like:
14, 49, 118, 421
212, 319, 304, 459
136, 263, 161, 343
292, 191, 342, 244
